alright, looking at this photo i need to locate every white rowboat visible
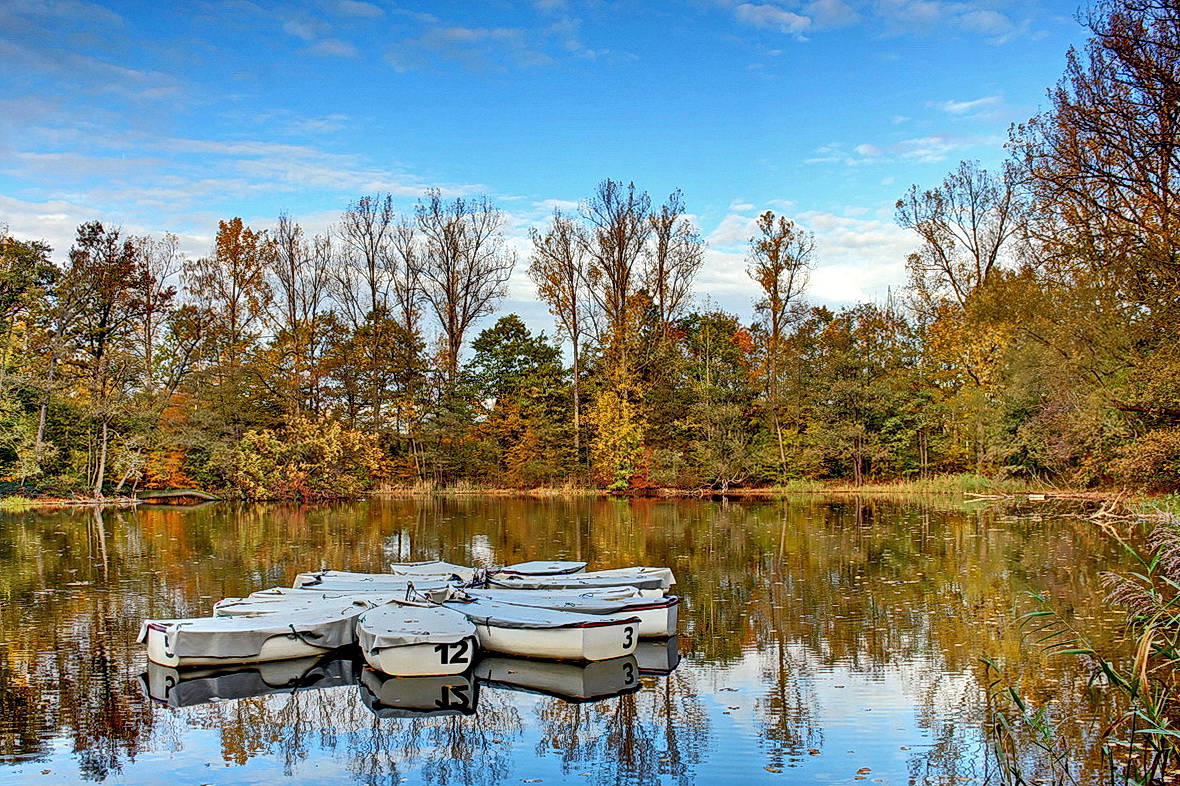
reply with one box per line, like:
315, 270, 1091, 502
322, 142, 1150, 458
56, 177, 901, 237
484, 573, 668, 596
444, 599, 640, 661
355, 601, 478, 677
464, 589, 680, 638
138, 604, 364, 667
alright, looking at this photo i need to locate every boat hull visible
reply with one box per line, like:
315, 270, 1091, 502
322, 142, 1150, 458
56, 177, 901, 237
472, 617, 639, 661
626, 598, 679, 638
142, 623, 335, 667
360, 636, 478, 677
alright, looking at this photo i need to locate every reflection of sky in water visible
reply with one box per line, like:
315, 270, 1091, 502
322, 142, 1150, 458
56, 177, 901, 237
692, 651, 985, 783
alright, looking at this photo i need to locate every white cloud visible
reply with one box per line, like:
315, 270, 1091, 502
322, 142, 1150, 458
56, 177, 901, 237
306, 38, 359, 58
734, 3, 812, 38
805, 0, 861, 29
811, 132, 991, 166
283, 18, 327, 41
724, 0, 1041, 44
706, 212, 759, 250
336, 0, 384, 18
932, 95, 1001, 115
805, 216, 913, 303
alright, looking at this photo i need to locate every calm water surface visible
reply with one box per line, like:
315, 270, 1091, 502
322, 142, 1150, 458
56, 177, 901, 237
0, 496, 1137, 784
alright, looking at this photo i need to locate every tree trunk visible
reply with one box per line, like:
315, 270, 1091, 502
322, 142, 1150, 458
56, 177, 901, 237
93, 418, 109, 498
572, 336, 581, 460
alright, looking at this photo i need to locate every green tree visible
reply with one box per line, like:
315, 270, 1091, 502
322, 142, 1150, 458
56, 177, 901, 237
468, 315, 572, 487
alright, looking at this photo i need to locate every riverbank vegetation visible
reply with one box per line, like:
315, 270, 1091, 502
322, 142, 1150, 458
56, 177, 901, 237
2, 0, 1178, 502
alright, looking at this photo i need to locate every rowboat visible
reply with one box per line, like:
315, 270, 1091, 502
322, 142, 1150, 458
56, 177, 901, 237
138, 653, 358, 707
355, 600, 478, 677
585, 566, 676, 587
443, 598, 640, 661
293, 566, 460, 585
387, 559, 587, 581
359, 670, 478, 717
292, 574, 458, 594
474, 654, 641, 702
387, 559, 479, 582
488, 560, 587, 578
483, 573, 668, 597
464, 589, 680, 638
137, 604, 364, 667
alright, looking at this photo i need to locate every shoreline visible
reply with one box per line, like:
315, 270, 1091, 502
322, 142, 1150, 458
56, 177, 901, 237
0, 480, 1161, 513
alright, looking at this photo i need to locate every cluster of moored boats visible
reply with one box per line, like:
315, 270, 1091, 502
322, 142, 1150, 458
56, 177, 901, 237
137, 560, 679, 679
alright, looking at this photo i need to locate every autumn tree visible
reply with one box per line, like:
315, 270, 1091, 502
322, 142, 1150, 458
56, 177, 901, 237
1006, 0, 1180, 486
746, 211, 814, 475
0, 228, 57, 481
529, 209, 591, 459
645, 189, 704, 330
61, 222, 149, 496
334, 194, 407, 427
678, 310, 757, 490
580, 179, 652, 377
182, 218, 275, 441
135, 233, 181, 391
895, 160, 1024, 314
185, 218, 273, 368
268, 213, 332, 415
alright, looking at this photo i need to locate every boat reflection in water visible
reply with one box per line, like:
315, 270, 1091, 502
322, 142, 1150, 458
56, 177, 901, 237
360, 669, 479, 717
139, 639, 678, 713
138, 652, 360, 708
634, 636, 680, 675
474, 653, 642, 702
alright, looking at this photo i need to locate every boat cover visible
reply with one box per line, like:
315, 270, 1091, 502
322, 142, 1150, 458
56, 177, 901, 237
295, 578, 456, 593
490, 560, 587, 577
213, 595, 380, 617
294, 569, 463, 588
484, 574, 667, 592
445, 598, 640, 630
465, 589, 679, 615
589, 566, 677, 587
250, 585, 447, 599
388, 560, 479, 582
137, 605, 362, 659
356, 601, 476, 652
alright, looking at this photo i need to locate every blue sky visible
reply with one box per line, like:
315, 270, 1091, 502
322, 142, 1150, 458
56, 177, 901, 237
0, 0, 1088, 328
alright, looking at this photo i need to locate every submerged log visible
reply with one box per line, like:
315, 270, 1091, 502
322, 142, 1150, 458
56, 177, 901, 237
136, 489, 221, 505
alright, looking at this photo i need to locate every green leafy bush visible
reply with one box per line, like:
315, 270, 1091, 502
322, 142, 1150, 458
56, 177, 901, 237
1109, 429, 1180, 491
209, 417, 386, 501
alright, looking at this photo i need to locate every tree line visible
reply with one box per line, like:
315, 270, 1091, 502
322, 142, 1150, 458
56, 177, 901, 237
2, 0, 1179, 499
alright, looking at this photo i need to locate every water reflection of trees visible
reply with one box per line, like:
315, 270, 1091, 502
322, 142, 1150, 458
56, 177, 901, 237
527, 670, 708, 786
0, 496, 1138, 784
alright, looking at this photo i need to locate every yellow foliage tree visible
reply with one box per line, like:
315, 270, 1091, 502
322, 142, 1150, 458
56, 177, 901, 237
587, 385, 646, 490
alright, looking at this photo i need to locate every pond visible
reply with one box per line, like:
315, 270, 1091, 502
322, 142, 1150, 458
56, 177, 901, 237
0, 496, 1138, 785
